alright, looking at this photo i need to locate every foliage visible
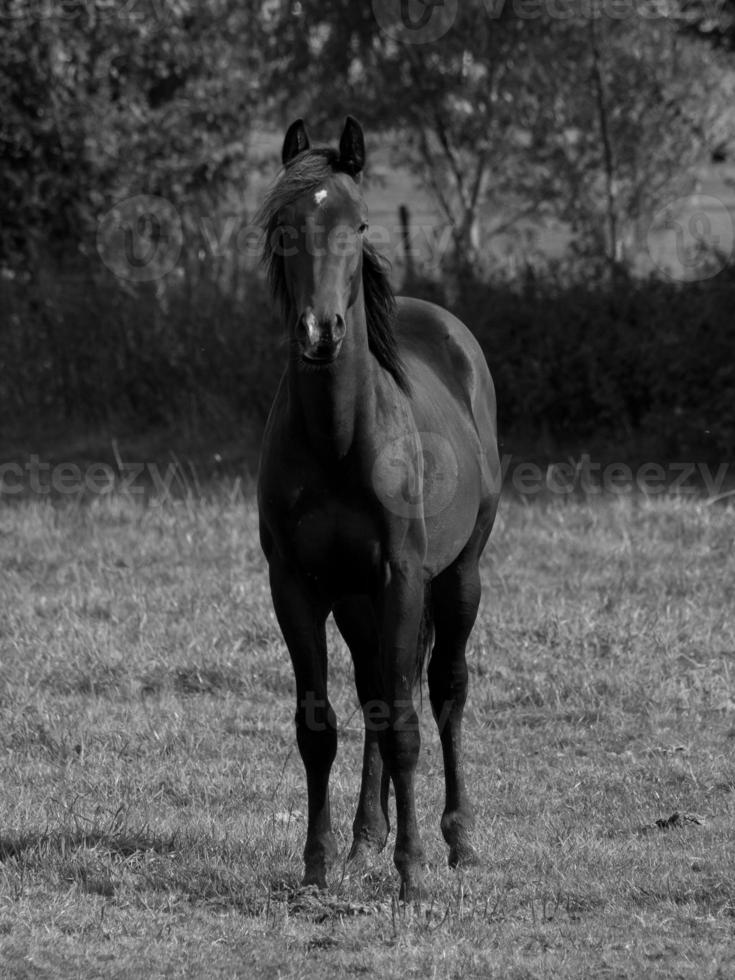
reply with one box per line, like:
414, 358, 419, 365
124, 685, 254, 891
261, 1, 730, 273
535, 15, 730, 269
1, 0, 733, 462
680, 0, 735, 51
1, 1, 730, 275
0, 0, 265, 266
0, 265, 282, 438
444, 266, 735, 458
3, 260, 734, 459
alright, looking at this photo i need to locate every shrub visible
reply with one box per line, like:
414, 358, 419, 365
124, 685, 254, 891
414, 267, 735, 459
0, 263, 283, 441
2, 261, 733, 460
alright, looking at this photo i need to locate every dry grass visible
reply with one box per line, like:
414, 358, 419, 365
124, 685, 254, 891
1, 488, 734, 978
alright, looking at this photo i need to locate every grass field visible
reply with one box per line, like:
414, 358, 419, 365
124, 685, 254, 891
1, 487, 735, 978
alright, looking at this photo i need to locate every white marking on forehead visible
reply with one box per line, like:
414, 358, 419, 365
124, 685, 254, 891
314, 188, 328, 205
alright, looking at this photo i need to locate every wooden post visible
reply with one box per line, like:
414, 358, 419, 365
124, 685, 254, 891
399, 204, 416, 289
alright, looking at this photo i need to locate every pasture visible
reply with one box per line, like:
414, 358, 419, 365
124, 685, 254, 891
1, 487, 734, 978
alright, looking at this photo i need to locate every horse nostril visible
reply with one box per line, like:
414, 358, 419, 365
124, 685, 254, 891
297, 310, 317, 343
331, 314, 346, 342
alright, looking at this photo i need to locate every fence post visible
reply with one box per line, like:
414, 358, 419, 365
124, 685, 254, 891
398, 204, 415, 289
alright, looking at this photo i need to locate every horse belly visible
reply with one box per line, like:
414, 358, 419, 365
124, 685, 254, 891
410, 396, 496, 574
423, 469, 486, 573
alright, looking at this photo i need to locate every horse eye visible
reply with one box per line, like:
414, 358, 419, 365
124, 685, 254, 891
359, 222, 368, 234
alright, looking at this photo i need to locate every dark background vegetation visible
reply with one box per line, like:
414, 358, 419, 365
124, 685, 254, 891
2, 0, 735, 469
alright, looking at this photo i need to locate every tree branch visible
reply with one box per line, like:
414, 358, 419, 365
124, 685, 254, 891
413, 121, 458, 230
589, 19, 618, 273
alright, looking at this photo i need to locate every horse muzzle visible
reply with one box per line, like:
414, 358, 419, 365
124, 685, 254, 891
297, 309, 346, 364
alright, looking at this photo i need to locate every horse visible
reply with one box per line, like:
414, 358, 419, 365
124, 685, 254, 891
257, 116, 500, 899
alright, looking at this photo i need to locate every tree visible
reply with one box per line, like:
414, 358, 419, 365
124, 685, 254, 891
261, 0, 730, 277
539, 12, 729, 276
0, 0, 265, 268
262, 3, 564, 274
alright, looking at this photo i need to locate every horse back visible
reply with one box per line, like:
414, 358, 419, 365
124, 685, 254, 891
395, 296, 497, 455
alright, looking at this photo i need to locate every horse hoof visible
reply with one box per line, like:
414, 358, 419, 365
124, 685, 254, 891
301, 867, 328, 890
302, 852, 335, 890
398, 869, 427, 904
398, 879, 427, 904
347, 842, 372, 867
348, 834, 386, 864
448, 842, 481, 869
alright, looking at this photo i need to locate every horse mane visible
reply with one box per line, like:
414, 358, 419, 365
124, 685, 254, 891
257, 148, 411, 395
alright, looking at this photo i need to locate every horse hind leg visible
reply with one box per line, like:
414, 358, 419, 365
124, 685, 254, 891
333, 597, 390, 862
427, 553, 483, 868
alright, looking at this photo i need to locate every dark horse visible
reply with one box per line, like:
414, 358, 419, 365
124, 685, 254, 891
257, 117, 500, 899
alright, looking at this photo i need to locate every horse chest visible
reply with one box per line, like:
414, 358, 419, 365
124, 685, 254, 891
281, 489, 383, 595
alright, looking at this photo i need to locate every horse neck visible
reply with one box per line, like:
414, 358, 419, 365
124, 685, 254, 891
287, 295, 375, 459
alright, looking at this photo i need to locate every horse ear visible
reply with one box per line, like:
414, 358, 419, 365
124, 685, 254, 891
338, 115, 365, 178
282, 118, 310, 165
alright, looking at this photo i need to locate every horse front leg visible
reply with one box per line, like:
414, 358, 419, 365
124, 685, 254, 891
269, 561, 337, 889
333, 597, 391, 862
377, 559, 426, 900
